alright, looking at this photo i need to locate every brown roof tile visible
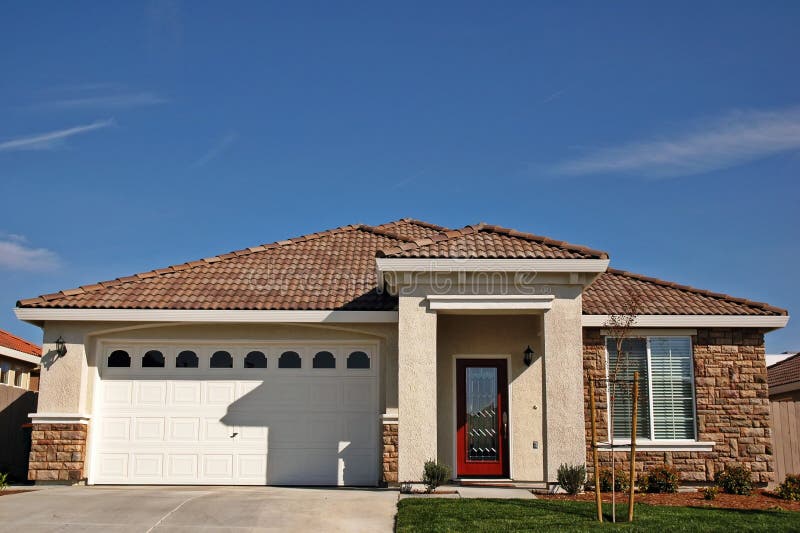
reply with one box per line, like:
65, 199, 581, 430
768, 353, 800, 388
0, 328, 41, 356
583, 268, 787, 316
377, 224, 609, 259
15, 219, 785, 318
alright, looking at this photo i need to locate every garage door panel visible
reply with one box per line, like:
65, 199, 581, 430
167, 454, 198, 478
202, 454, 234, 479
136, 382, 167, 406
102, 417, 131, 441
94, 343, 378, 486
206, 382, 236, 405
132, 454, 163, 478
104, 381, 133, 406
168, 417, 200, 441
170, 382, 202, 405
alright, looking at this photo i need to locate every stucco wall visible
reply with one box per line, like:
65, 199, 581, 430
542, 286, 586, 481
397, 296, 438, 481
437, 314, 544, 480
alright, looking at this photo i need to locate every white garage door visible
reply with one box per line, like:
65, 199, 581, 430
91, 343, 378, 486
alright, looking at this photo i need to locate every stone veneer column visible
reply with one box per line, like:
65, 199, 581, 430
397, 294, 437, 482
542, 290, 587, 483
28, 423, 88, 482
382, 420, 399, 484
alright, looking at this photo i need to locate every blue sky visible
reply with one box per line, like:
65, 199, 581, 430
1, 1, 798, 352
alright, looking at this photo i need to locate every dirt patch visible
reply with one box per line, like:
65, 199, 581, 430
540, 490, 800, 512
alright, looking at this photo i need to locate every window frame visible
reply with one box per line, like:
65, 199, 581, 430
604, 335, 699, 443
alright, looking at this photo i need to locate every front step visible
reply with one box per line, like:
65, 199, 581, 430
456, 479, 549, 491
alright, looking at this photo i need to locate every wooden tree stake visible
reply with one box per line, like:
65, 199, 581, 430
590, 379, 602, 522
628, 372, 639, 522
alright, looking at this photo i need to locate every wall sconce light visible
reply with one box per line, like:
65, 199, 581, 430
55, 336, 67, 357
524, 345, 535, 367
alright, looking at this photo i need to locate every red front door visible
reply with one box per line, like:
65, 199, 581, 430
456, 359, 509, 477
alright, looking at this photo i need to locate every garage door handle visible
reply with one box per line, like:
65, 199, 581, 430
230, 432, 238, 438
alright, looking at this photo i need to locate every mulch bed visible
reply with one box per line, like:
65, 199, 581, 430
0, 490, 33, 497
541, 489, 800, 512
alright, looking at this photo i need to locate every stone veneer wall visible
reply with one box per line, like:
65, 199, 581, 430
583, 327, 773, 484
28, 423, 88, 482
382, 423, 398, 484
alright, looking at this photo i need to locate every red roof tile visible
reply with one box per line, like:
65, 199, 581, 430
377, 224, 609, 259
0, 329, 41, 356
15, 219, 786, 318
768, 353, 800, 388
583, 269, 786, 316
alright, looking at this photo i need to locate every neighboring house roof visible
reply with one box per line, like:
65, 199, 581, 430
377, 223, 608, 259
15, 218, 786, 318
768, 352, 800, 389
583, 269, 786, 317
0, 328, 41, 357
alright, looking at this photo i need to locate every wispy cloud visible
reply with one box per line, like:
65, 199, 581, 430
540, 89, 566, 105
34, 91, 167, 110
0, 119, 114, 151
0, 234, 60, 272
551, 106, 800, 179
191, 132, 237, 168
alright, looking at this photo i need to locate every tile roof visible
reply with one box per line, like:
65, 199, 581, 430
15, 219, 786, 318
768, 352, 800, 389
17, 224, 405, 311
0, 328, 41, 356
377, 223, 609, 259
583, 269, 787, 316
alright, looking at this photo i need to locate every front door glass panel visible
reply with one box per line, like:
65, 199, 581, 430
466, 367, 498, 461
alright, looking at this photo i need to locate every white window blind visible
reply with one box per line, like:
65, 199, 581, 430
606, 336, 696, 441
606, 338, 651, 440
649, 337, 696, 439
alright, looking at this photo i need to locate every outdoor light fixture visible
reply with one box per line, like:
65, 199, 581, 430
55, 336, 67, 357
524, 345, 535, 367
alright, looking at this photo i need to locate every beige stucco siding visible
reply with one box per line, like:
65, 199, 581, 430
397, 296, 438, 481
542, 286, 586, 481
437, 314, 544, 480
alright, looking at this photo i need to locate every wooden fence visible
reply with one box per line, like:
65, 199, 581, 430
770, 390, 800, 484
0, 384, 38, 482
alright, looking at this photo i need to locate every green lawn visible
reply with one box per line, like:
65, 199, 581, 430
396, 498, 800, 532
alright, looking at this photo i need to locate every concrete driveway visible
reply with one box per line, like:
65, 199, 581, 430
0, 486, 398, 532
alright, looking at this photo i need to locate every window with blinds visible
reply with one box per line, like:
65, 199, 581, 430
606, 338, 651, 440
605, 336, 696, 441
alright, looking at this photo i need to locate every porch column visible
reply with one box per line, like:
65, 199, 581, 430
397, 295, 438, 482
542, 289, 586, 483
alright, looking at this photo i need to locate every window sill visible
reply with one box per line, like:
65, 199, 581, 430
597, 440, 715, 452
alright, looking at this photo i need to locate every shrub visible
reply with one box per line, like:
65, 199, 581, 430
715, 465, 752, 496
702, 486, 718, 500
557, 463, 586, 495
638, 464, 680, 494
598, 468, 630, 492
422, 460, 450, 493
0, 472, 7, 491
775, 474, 800, 501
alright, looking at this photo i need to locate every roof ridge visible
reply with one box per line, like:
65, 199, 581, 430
17, 223, 406, 307
606, 268, 788, 316
0, 328, 41, 355
376, 223, 609, 259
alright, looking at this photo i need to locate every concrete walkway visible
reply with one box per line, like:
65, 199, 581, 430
0, 485, 398, 532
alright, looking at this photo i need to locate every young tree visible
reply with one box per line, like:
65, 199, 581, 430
602, 288, 642, 522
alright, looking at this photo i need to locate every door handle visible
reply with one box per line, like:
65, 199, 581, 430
502, 412, 508, 439
230, 432, 238, 438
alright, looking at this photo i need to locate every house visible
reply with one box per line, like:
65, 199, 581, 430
0, 328, 41, 391
767, 353, 800, 483
15, 219, 789, 486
